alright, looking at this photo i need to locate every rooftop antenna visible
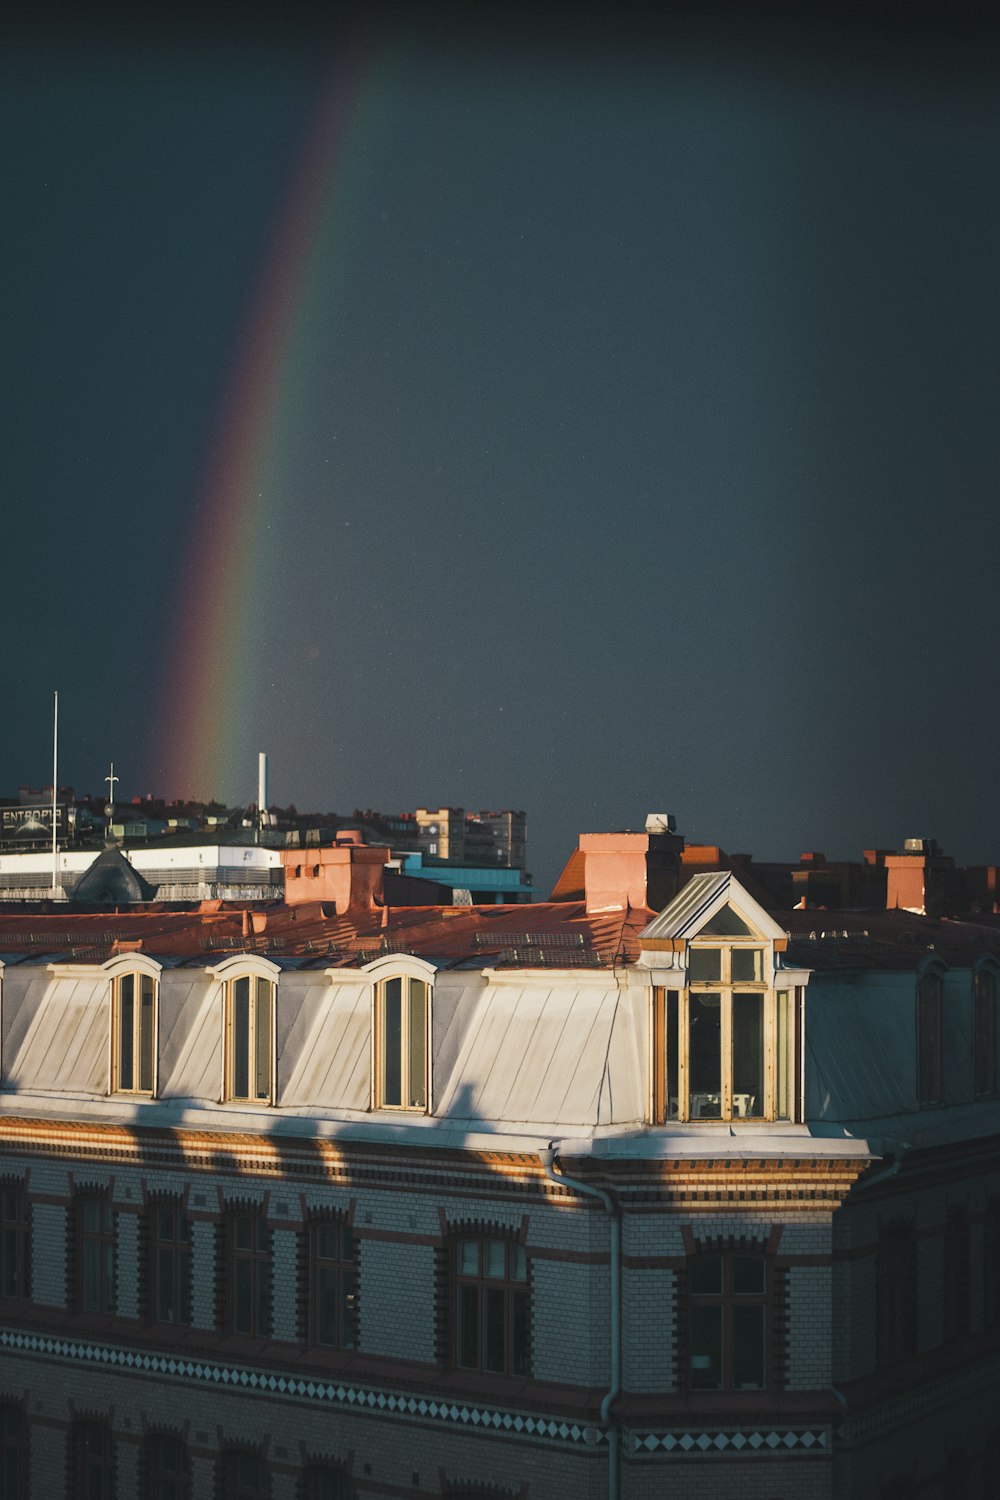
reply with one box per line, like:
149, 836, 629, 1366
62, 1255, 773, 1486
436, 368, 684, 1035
105, 762, 119, 843
50, 691, 59, 895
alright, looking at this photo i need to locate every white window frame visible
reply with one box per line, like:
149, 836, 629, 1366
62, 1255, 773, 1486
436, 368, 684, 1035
208, 956, 281, 1106
649, 940, 805, 1125
103, 955, 162, 1099
365, 956, 436, 1113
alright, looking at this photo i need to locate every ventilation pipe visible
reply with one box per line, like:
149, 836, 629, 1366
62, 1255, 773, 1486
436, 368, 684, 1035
539, 1144, 621, 1500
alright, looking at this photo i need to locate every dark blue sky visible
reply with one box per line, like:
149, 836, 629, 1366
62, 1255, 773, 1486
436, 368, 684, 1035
4, 7, 1000, 892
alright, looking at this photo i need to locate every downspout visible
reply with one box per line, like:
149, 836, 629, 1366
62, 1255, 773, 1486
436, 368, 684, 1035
539, 1144, 621, 1500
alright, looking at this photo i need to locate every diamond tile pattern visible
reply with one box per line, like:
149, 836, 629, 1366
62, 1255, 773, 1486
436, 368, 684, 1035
0, 1329, 599, 1446
631, 1427, 830, 1453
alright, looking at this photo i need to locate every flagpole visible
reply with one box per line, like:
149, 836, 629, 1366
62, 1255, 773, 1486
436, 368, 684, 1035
51, 690, 59, 896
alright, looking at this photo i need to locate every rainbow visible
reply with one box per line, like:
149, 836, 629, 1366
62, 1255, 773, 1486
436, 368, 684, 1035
154, 42, 388, 805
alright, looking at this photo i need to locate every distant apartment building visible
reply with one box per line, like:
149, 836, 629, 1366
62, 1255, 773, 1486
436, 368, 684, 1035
356, 807, 527, 869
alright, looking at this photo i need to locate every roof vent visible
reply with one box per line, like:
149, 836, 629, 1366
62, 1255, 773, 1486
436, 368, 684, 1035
903, 837, 936, 854
645, 813, 676, 834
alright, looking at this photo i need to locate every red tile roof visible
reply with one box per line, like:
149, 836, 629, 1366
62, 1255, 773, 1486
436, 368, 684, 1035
0, 901, 653, 968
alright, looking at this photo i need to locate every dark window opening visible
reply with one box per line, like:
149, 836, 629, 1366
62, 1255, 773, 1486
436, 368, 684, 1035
76, 1194, 115, 1315
688, 1250, 768, 1392
219, 1447, 271, 1500
917, 969, 944, 1106
309, 1219, 356, 1350
877, 1221, 918, 1367
0, 1184, 30, 1301
0, 1402, 29, 1498
150, 1203, 192, 1327
142, 1431, 191, 1500
71, 1419, 116, 1499
974, 969, 998, 1098
943, 1209, 970, 1342
225, 1212, 271, 1338
453, 1235, 529, 1377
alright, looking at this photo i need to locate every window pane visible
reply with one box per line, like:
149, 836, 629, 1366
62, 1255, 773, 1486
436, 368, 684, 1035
178, 1248, 192, 1325
690, 1255, 722, 1295
690, 1305, 722, 1389
485, 1240, 505, 1279
341, 1268, 356, 1348
316, 1265, 337, 1344
974, 972, 997, 1096
407, 981, 427, 1108
732, 993, 764, 1117
733, 1255, 765, 1294
459, 1240, 478, 1276
1, 1228, 16, 1297
233, 1258, 252, 1334
689, 996, 721, 1116
701, 905, 753, 936
484, 1286, 506, 1371
256, 1259, 270, 1336
776, 990, 791, 1119
511, 1244, 527, 1282
233, 1215, 252, 1251
118, 977, 134, 1091
510, 1288, 529, 1375
666, 990, 679, 1120
103, 1244, 114, 1309
731, 948, 764, 982
232, 981, 250, 1099
382, 980, 402, 1106
458, 1284, 479, 1367
139, 977, 154, 1093
689, 949, 721, 982
733, 1303, 766, 1388
316, 1223, 336, 1259
157, 1246, 175, 1322
83, 1239, 100, 1311
254, 982, 271, 1100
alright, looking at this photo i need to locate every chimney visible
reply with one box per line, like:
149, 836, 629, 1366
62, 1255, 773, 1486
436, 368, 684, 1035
282, 844, 389, 913
579, 826, 684, 913
885, 839, 955, 916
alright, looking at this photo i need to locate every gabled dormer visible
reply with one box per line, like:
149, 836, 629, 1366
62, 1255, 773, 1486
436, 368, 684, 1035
639, 873, 810, 1125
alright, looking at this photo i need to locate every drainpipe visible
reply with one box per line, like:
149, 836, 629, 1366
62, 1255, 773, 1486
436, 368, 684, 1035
539, 1144, 621, 1500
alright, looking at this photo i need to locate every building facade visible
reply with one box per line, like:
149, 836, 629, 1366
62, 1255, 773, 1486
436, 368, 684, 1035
0, 839, 996, 1499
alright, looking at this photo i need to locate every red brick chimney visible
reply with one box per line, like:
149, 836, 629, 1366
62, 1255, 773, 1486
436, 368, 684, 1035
578, 830, 683, 913
282, 845, 389, 912
884, 840, 956, 915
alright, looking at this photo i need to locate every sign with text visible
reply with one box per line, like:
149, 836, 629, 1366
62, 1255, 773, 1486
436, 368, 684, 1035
0, 804, 69, 843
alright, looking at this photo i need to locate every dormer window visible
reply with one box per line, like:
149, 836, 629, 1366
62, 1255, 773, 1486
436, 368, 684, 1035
111, 971, 156, 1095
225, 977, 275, 1104
374, 976, 429, 1111
916, 963, 945, 1107
973, 965, 997, 1098
643, 875, 805, 1126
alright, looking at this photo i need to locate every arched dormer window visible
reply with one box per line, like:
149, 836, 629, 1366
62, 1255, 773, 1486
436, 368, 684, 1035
209, 957, 280, 1106
917, 960, 946, 1107
366, 957, 435, 1112
104, 955, 161, 1097
973, 961, 998, 1099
